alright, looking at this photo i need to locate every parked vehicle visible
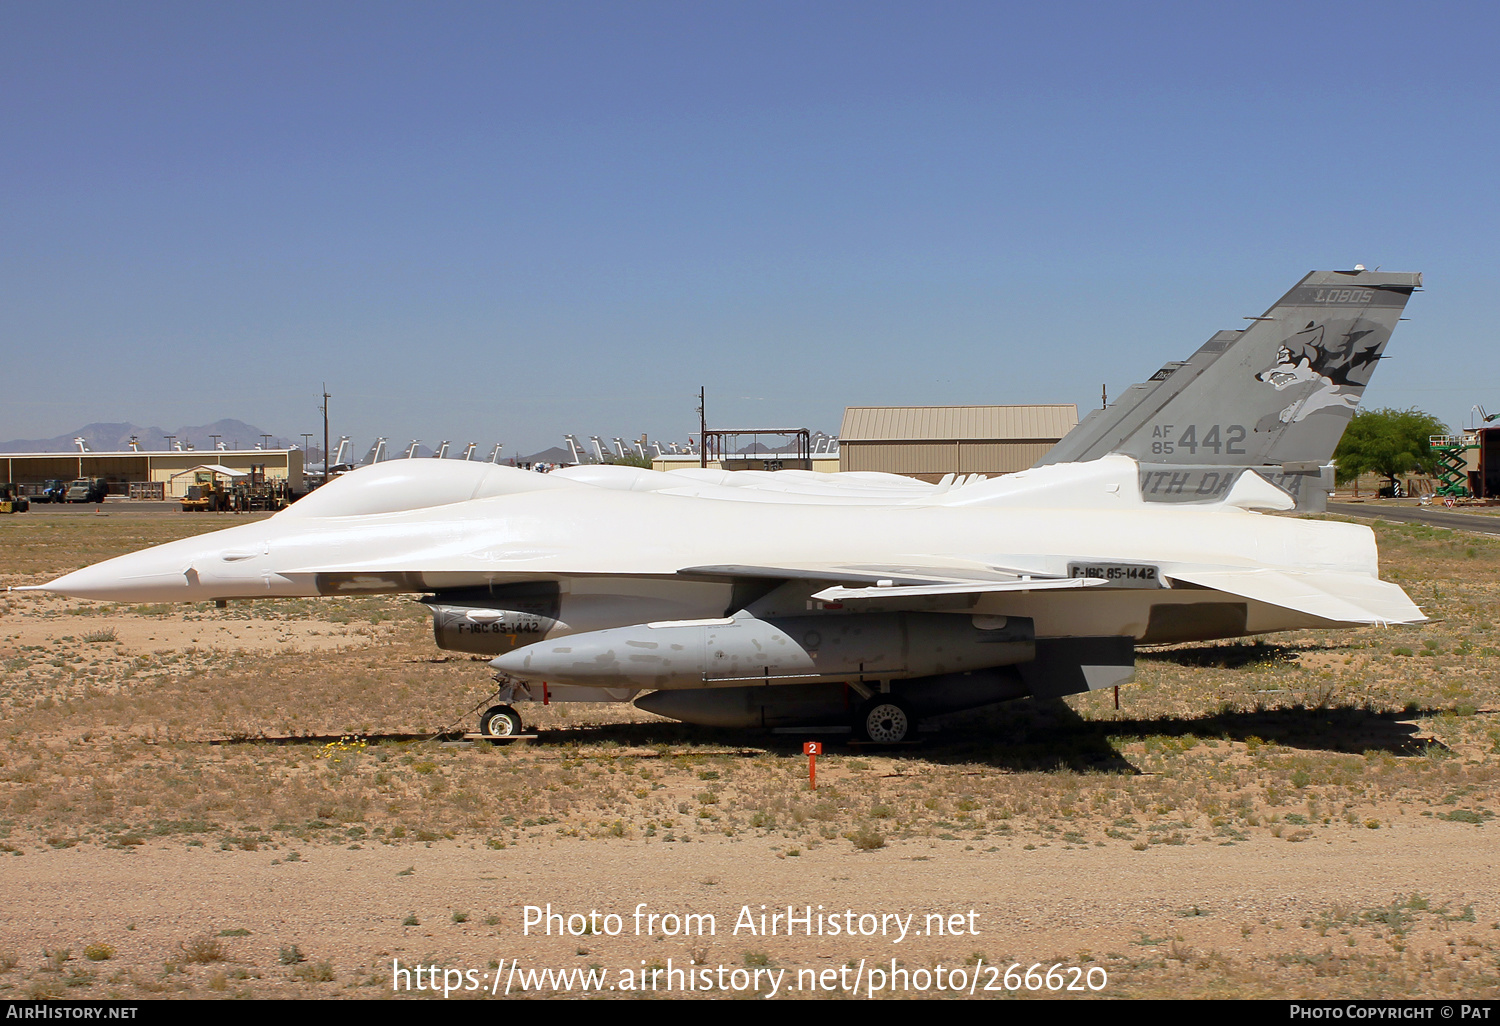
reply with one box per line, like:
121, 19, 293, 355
0, 483, 29, 513
181, 477, 228, 512
64, 478, 108, 503
29, 480, 67, 503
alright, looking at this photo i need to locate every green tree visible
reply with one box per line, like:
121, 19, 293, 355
1333, 407, 1450, 492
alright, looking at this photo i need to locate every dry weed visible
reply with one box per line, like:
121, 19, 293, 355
179, 934, 225, 964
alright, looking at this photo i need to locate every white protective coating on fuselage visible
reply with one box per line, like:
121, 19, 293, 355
40, 455, 1417, 643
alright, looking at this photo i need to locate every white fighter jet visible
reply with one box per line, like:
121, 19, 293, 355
34, 455, 1422, 742
31, 270, 1426, 742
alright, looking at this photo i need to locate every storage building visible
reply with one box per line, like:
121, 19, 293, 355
838, 405, 1078, 483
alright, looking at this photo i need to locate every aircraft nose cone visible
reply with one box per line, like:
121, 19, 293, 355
43, 550, 193, 602
39, 523, 269, 603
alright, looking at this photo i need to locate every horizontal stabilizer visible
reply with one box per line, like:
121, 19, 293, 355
1167, 568, 1426, 625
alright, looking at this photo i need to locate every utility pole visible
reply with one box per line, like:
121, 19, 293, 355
321, 384, 330, 482
1102, 384, 1108, 409
698, 386, 707, 469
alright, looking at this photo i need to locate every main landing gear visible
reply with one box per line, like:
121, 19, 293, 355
855, 695, 915, 744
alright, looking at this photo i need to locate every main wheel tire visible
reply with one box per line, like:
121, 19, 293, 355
479, 704, 523, 738
856, 697, 914, 743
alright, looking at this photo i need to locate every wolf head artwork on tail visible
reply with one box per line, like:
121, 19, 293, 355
1254, 320, 1384, 427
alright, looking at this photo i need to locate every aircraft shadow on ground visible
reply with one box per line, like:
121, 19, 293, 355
210, 731, 442, 747
208, 704, 1445, 771
1139, 638, 1319, 670
475, 696, 1445, 773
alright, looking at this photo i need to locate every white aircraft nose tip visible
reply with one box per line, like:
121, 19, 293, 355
37, 519, 288, 603
42, 562, 189, 601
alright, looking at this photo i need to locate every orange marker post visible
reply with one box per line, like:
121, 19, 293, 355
804, 741, 822, 790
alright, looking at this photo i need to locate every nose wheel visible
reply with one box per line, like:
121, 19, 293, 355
479, 704, 524, 738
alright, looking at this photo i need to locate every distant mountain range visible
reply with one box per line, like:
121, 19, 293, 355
0, 421, 295, 454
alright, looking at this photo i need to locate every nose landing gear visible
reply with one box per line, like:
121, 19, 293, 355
478, 704, 524, 738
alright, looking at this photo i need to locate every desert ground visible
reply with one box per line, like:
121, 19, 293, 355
1, 504, 1498, 1000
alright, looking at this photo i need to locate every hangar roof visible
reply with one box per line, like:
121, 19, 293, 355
839, 405, 1078, 442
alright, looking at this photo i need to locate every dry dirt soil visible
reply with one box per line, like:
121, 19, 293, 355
1, 506, 1499, 1000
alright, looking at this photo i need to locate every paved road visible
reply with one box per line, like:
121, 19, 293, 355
20, 500, 177, 514
1327, 501, 1500, 536
14, 501, 276, 519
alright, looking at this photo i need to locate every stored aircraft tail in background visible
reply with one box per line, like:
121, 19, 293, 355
1035, 268, 1422, 510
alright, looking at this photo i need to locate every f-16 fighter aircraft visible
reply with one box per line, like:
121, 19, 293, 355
30, 270, 1425, 742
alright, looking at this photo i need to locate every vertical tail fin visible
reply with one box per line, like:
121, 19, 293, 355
1035, 269, 1422, 510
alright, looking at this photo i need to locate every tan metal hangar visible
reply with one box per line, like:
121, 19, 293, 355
838, 405, 1079, 482
2, 448, 304, 499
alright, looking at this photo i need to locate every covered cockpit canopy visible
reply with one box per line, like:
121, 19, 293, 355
279, 460, 579, 519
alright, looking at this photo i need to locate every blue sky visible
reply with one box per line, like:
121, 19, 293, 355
3, 1, 1497, 455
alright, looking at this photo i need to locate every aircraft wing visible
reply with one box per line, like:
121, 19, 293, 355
684, 559, 1422, 624
1165, 568, 1426, 625
680, 562, 1103, 612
